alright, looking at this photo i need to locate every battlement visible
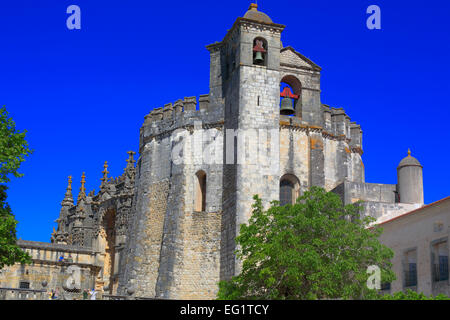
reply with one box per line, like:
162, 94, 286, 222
140, 100, 364, 155
144, 95, 214, 125
140, 94, 225, 152
322, 104, 363, 152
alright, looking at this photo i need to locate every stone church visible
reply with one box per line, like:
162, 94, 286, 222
0, 4, 426, 300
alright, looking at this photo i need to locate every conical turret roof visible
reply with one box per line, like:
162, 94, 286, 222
398, 149, 422, 168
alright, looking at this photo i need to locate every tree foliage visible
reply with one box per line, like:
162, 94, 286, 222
378, 289, 449, 300
0, 106, 32, 183
0, 185, 31, 268
0, 106, 32, 269
217, 187, 396, 300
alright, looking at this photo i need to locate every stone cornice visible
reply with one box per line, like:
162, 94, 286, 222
238, 18, 286, 33
280, 122, 362, 154
18, 240, 94, 254
140, 120, 362, 155
211, 17, 285, 49
206, 42, 222, 53
140, 121, 225, 152
280, 62, 321, 73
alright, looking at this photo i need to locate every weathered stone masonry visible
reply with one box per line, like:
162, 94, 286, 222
0, 4, 425, 300
118, 4, 424, 299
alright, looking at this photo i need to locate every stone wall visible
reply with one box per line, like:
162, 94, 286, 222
363, 201, 421, 224
119, 92, 226, 298
155, 126, 224, 299
280, 117, 365, 195
334, 181, 397, 204
0, 241, 98, 299
279, 123, 310, 194
164, 211, 221, 299
331, 181, 421, 224
117, 140, 171, 297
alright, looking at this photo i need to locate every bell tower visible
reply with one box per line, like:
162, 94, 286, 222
207, 3, 286, 280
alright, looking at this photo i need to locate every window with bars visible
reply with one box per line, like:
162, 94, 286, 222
381, 282, 391, 291
19, 281, 30, 289
432, 240, 449, 282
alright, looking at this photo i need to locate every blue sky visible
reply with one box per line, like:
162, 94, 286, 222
1, 0, 449, 242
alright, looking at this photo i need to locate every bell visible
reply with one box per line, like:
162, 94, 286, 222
254, 51, 264, 64
280, 97, 295, 115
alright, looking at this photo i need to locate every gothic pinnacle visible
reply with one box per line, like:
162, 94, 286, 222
101, 161, 109, 186
67, 175, 72, 191
81, 172, 86, 190
61, 175, 74, 206
127, 151, 136, 166
78, 172, 86, 202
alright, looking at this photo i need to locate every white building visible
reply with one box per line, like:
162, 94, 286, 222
379, 196, 450, 296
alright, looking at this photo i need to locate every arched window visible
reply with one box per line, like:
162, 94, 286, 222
195, 171, 206, 212
279, 174, 300, 206
280, 179, 294, 206
253, 37, 267, 66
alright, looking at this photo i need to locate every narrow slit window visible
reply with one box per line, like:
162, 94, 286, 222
195, 171, 206, 212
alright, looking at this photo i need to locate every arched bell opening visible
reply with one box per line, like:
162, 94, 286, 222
253, 37, 267, 66
280, 75, 302, 117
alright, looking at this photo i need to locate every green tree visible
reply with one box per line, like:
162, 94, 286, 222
0, 185, 31, 268
0, 106, 32, 269
379, 289, 449, 300
0, 106, 32, 184
217, 187, 396, 300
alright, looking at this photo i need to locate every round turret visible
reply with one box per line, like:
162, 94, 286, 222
397, 149, 424, 205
